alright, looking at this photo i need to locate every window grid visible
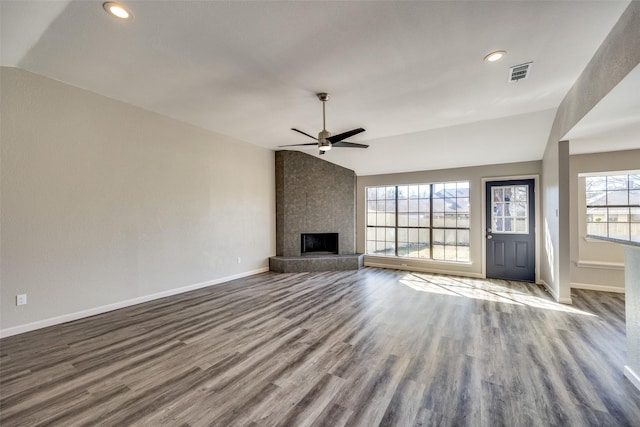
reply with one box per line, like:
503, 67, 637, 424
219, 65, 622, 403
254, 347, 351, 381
585, 174, 640, 243
366, 182, 470, 262
491, 185, 529, 234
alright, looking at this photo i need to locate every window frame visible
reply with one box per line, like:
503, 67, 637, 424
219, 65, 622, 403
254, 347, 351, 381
365, 181, 470, 262
584, 172, 640, 243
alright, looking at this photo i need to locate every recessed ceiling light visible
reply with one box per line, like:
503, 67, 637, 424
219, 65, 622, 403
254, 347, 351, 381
484, 50, 507, 62
103, 2, 133, 21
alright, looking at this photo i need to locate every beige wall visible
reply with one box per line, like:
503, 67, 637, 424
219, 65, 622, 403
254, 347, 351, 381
569, 149, 640, 292
0, 67, 276, 334
357, 161, 541, 278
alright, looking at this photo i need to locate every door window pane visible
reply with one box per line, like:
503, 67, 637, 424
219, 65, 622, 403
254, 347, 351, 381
491, 185, 528, 234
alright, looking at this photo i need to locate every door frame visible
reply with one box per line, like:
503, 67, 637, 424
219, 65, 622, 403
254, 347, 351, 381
481, 174, 540, 283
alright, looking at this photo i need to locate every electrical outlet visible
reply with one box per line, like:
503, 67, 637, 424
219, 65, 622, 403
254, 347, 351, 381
16, 294, 27, 306
237, 257, 241, 264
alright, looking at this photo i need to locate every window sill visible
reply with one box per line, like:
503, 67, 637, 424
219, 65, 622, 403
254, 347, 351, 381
364, 254, 472, 266
576, 260, 624, 270
584, 236, 613, 243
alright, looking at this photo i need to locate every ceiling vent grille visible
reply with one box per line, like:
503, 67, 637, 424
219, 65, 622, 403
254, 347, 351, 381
508, 62, 532, 82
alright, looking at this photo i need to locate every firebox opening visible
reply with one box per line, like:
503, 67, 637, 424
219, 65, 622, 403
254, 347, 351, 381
301, 233, 338, 255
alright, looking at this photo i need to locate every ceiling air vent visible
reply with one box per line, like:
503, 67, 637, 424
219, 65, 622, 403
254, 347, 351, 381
508, 62, 532, 82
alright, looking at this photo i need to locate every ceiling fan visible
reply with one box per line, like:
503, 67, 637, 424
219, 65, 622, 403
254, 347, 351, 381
280, 93, 368, 155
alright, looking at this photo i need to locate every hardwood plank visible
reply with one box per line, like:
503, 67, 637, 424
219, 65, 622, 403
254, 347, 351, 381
1, 268, 639, 426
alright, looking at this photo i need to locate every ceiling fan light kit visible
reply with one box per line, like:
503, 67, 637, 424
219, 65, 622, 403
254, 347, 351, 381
319, 141, 332, 152
280, 92, 368, 155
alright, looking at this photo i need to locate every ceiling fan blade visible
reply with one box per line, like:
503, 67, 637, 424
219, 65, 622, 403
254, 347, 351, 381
332, 141, 369, 149
327, 128, 365, 143
278, 142, 319, 147
291, 128, 318, 141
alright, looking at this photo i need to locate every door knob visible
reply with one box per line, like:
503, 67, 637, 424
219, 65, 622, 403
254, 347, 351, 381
486, 234, 493, 240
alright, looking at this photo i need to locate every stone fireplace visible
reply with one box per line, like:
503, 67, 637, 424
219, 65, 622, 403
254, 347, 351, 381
269, 150, 363, 272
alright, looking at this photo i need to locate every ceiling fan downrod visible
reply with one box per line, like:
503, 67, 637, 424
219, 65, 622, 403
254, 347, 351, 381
317, 93, 332, 152
317, 92, 329, 132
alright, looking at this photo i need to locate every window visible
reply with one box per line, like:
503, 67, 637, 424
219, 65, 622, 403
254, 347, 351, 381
366, 181, 470, 262
491, 185, 529, 234
585, 173, 640, 242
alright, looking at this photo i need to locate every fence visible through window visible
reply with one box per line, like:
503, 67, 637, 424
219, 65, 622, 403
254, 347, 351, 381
366, 181, 470, 262
585, 173, 640, 242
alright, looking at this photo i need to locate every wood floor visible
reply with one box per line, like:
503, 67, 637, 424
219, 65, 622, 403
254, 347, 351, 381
1, 268, 639, 426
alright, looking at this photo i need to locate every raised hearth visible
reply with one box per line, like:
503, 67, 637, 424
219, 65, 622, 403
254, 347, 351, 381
269, 254, 364, 273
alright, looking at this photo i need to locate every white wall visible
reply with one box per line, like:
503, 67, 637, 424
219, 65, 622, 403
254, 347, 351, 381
540, 142, 559, 299
569, 149, 640, 292
540, 140, 571, 302
357, 161, 541, 278
0, 67, 276, 335
540, 1, 640, 303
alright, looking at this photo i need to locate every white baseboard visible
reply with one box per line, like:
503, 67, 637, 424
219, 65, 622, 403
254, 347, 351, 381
538, 279, 573, 304
625, 365, 640, 392
558, 296, 572, 304
0, 268, 269, 339
571, 282, 625, 294
365, 261, 484, 279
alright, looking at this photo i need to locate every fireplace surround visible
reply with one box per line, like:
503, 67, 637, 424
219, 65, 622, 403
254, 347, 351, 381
269, 151, 363, 272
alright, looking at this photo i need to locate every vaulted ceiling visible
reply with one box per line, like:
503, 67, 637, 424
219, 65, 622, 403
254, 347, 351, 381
0, 1, 634, 175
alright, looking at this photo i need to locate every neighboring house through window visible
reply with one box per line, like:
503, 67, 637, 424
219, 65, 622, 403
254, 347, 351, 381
366, 181, 470, 262
585, 173, 640, 242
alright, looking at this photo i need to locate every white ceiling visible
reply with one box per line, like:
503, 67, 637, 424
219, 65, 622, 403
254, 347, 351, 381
565, 64, 640, 156
0, 0, 634, 175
